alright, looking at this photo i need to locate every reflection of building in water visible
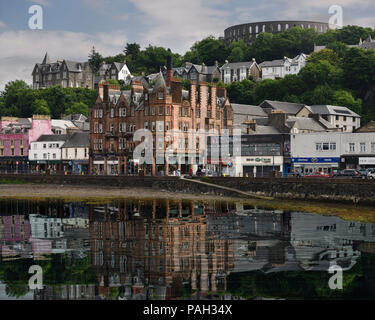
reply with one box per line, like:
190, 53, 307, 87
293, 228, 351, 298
209, 210, 375, 274
89, 200, 235, 299
33, 285, 97, 300
0, 215, 32, 259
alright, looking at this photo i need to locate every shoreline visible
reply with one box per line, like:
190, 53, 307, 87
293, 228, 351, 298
1, 184, 375, 223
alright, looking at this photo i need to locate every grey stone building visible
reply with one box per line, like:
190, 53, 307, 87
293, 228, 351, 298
32, 53, 94, 90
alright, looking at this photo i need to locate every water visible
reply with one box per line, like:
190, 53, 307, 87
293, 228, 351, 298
0, 198, 375, 300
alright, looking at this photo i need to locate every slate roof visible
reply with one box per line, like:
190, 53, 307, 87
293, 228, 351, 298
152, 72, 169, 94
308, 105, 360, 118
231, 104, 267, 117
286, 116, 332, 131
37, 134, 68, 142
260, 100, 307, 115
61, 132, 89, 148
64, 114, 88, 122
221, 61, 259, 70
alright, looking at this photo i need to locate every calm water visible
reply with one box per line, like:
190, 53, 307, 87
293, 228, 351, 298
0, 198, 375, 300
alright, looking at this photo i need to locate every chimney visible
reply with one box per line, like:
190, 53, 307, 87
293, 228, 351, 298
246, 120, 257, 133
166, 56, 173, 87
171, 78, 182, 103
103, 83, 109, 103
215, 60, 219, 67
66, 127, 79, 139
268, 110, 288, 132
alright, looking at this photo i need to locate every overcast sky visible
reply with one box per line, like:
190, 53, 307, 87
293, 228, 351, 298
0, 0, 374, 91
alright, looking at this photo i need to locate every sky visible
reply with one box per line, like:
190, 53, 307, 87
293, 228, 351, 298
0, 0, 374, 91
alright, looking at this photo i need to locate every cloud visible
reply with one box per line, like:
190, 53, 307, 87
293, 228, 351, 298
27, 0, 51, 6
0, 29, 127, 90
0, 21, 5, 28
128, 0, 231, 53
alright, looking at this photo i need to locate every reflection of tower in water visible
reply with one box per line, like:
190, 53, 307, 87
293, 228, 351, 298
88, 199, 235, 299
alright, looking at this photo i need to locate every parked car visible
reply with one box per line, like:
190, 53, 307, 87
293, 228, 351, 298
305, 171, 330, 178
332, 169, 362, 179
358, 168, 375, 179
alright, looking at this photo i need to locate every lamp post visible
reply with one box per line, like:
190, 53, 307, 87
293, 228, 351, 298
47, 152, 50, 175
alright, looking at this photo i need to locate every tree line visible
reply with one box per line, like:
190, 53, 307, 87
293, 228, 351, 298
1, 25, 375, 121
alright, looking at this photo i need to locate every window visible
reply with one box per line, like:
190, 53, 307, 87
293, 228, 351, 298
216, 111, 220, 120
20, 148, 24, 156
336, 115, 339, 121
372, 143, 375, 153
43, 144, 47, 149
184, 108, 188, 117
111, 109, 115, 117
158, 122, 164, 132
349, 143, 355, 152
158, 92, 164, 100
145, 94, 148, 101
152, 106, 155, 115
99, 123, 103, 133
120, 108, 127, 117
196, 109, 200, 118
166, 106, 170, 115
152, 122, 155, 132
131, 107, 135, 116
183, 123, 188, 132
158, 106, 163, 115
144, 122, 149, 130
165, 121, 170, 131
178, 122, 182, 131
360, 143, 366, 152
179, 107, 182, 117
119, 123, 126, 132
330, 143, 336, 150
53, 153, 57, 159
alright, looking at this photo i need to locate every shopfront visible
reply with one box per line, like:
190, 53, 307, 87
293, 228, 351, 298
291, 157, 341, 175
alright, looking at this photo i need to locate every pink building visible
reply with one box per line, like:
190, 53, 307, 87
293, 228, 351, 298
0, 115, 53, 173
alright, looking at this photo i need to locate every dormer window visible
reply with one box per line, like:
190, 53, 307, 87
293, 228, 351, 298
158, 92, 164, 100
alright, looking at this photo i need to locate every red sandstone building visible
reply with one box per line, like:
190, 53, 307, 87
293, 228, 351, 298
89, 63, 233, 176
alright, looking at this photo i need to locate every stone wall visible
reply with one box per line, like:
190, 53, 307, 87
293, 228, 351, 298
2, 174, 375, 205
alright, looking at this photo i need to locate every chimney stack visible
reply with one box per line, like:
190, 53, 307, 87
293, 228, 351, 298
103, 83, 109, 103
166, 56, 173, 87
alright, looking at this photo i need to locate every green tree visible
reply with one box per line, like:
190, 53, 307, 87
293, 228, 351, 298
65, 102, 89, 117
88, 46, 103, 74
32, 99, 50, 115
332, 89, 362, 114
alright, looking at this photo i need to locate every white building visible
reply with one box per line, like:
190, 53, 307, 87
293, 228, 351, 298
51, 119, 78, 135
29, 134, 67, 172
61, 132, 89, 174
220, 59, 261, 84
95, 62, 132, 87
291, 132, 375, 174
29, 214, 64, 239
260, 54, 308, 80
307, 105, 361, 132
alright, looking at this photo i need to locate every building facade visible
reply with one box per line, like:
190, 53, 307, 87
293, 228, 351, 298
89, 74, 234, 176
224, 21, 330, 45
0, 116, 53, 173
291, 132, 375, 174
32, 53, 94, 89
28, 134, 67, 173
61, 131, 90, 174
260, 54, 308, 80
220, 59, 261, 83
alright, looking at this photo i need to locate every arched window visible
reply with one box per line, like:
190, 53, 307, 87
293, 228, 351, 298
278, 24, 281, 31
255, 25, 259, 33
285, 24, 289, 30
262, 25, 266, 32
249, 26, 252, 33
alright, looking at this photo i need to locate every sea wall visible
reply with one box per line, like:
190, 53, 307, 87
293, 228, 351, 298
1, 174, 375, 205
